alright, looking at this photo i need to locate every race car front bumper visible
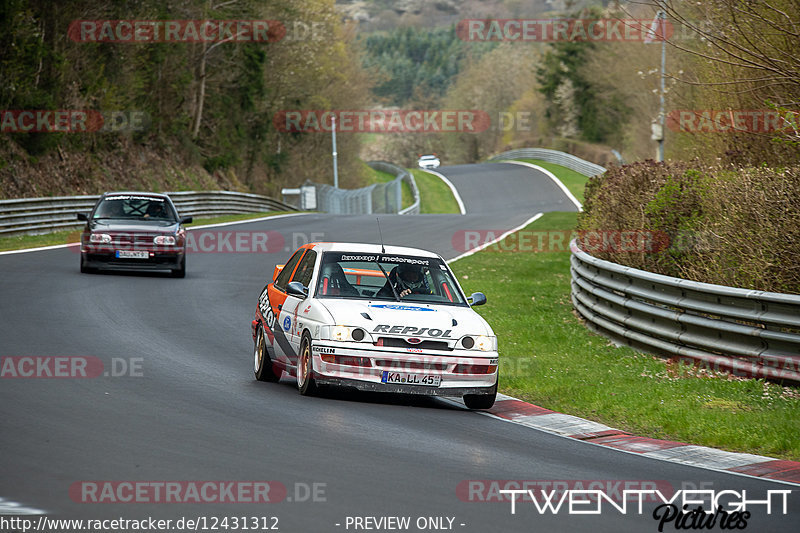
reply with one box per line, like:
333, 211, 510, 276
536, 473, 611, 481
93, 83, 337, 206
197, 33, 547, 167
81, 245, 184, 271
310, 342, 498, 397
314, 377, 496, 397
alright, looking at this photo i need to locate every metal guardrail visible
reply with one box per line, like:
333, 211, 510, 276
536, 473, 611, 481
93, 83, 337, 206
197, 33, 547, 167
0, 191, 297, 236
489, 148, 607, 177
570, 239, 800, 384
307, 161, 419, 215
370, 161, 420, 215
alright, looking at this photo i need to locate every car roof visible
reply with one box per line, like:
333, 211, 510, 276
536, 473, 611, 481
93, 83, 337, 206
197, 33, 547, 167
101, 191, 171, 199
419, 155, 438, 159
306, 242, 441, 259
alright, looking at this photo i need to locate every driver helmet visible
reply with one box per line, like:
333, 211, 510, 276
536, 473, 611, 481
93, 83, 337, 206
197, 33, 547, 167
396, 263, 426, 292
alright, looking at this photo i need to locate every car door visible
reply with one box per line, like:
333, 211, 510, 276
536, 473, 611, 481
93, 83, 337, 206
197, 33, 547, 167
264, 248, 305, 364
282, 249, 317, 363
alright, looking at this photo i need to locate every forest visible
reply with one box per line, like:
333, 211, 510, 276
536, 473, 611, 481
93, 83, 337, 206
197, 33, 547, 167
1, 0, 798, 201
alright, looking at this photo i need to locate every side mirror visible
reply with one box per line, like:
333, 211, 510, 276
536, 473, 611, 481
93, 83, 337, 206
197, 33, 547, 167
273, 264, 284, 281
286, 281, 308, 298
180, 216, 193, 224
468, 292, 487, 306
77, 212, 89, 221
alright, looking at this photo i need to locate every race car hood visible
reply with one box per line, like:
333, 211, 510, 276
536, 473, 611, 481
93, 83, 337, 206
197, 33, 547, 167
88, 219, 181, 234
317, 299, 494, 339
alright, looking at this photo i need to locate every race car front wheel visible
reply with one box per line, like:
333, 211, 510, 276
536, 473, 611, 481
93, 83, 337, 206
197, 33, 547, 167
80, 253, 96, 274
254, 325, 280, 382
171, 257, 186, 278
463, 384, 497, 410
297, 332, 317, 396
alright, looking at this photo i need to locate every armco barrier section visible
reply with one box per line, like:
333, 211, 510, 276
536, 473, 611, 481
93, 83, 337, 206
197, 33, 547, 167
489, 148, 607, 177
370, 161, 420, 215
570, 239, 800, 384
309, 161, 419, 215
0, 191, 297, 236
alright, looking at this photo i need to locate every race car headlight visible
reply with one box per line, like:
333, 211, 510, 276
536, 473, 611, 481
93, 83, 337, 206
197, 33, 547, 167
460, 335, 496, 351
154, 235, 176, 245
474, 335, 496, 352
323, 325, 371, 343
89, 233, 112, 244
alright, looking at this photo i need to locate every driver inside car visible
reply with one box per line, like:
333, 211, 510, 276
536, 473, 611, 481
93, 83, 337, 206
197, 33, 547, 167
378, 263, 431, 299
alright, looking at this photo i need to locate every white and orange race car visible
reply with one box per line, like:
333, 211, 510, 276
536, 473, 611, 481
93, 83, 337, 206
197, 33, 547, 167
251, 242, 498, 409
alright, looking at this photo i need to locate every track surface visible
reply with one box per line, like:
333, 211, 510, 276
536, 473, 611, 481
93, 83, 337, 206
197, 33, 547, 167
1, 163, 796, 531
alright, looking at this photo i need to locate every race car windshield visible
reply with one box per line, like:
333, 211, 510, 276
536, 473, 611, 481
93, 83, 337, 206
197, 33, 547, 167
316, 252, 467, 306
93, 196, 176, 221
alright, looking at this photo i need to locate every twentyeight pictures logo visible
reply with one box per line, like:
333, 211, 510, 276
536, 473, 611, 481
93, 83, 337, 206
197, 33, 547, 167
68, 20, 285, 43
274, 110, 491, 133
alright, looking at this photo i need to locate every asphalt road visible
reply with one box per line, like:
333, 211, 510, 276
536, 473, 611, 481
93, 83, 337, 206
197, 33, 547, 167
1, 163, 796, 532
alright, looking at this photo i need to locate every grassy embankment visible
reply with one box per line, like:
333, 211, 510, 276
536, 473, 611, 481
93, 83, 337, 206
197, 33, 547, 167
452, 160, 800, 460
409, 169, 461, 214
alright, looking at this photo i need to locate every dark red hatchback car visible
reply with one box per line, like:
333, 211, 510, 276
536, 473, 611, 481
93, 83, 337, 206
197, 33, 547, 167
77, 192, 192, 277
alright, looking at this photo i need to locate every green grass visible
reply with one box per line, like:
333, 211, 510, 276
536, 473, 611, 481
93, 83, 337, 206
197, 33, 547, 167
410, 169, 460, 214
0, 211, 299, 252
185, 211, 297, 228
0, 229, 84, 252
450, 211, 800, 460
515, 159, 590, 204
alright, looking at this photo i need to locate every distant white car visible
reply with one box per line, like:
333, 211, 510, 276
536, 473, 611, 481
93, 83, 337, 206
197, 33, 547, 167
251, 242, 498, 409
417, 155, 441, 169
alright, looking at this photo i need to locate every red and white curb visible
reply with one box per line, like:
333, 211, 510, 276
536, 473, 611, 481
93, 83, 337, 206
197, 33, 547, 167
480, 393, 800, 486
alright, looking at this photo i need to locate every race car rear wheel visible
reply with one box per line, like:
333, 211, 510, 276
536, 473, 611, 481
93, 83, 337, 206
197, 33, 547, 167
297, 332, 317, 396
254, 325, 280, 382
463, 385, 497, 410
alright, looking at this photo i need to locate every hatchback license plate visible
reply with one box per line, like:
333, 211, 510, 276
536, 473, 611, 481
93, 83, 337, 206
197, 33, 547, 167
381, 371, 440, 387
116, 250, 149, 259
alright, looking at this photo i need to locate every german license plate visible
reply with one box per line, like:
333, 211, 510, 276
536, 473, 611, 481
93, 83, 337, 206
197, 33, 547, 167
116, 250, 149, 259
381, 371, 440, 387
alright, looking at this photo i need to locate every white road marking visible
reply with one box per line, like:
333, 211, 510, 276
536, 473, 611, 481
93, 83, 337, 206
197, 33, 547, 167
642, 445, 775, 470
499, 160, 584, 212
503, 412, 614, 436
447, 213, 543, 264
0, 497, 47, 515
417, 169, 467, 215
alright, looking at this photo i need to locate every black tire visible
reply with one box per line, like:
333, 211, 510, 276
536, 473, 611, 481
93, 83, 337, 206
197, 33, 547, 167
297, 332, 317, 396
253, 325, 280, 382
80, 253, 95, 274
171, 257, 186, 278
463, 385, 497, 410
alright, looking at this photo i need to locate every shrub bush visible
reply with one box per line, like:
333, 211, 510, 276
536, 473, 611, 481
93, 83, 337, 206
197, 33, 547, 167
578, 161, 800, 294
